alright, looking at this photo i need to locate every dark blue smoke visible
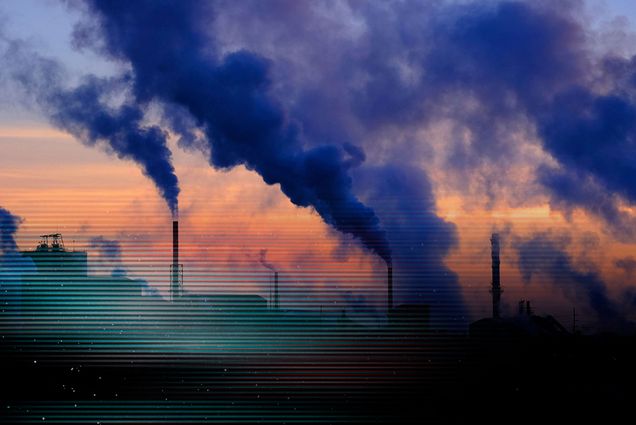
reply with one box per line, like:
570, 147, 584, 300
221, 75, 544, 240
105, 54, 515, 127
616, 256, 636, 276
48, 77, 180, 216
0, 207, 19, 254
537, 89, 636, 221
353, 164, 465, 326
515, 233, 624, 328
4, 41, 180, 216
0, 207, 33, 317
413, 1, 636, 236
75, 0, 390, 263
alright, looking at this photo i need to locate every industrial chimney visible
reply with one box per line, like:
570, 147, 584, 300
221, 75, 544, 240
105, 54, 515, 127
387, 264, 393, 315
273, 271, 279, 310
170, 219, 183, 301
490, 233, 502, 319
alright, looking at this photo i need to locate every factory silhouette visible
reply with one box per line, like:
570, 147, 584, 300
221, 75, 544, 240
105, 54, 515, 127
6, 217, 572, 338
3, 217, 429, 342
5, 219, 636, 425
470, 233, 570, 338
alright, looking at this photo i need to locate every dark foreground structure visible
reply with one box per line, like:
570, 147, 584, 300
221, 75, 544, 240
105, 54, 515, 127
3, 314, 636, 424
2, 234, 636, 423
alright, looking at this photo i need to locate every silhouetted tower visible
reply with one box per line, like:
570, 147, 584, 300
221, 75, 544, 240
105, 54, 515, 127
170, 220, 183, 301
490, 233, 502, 319
387, 264, 393, 314
273, 271, 280, 310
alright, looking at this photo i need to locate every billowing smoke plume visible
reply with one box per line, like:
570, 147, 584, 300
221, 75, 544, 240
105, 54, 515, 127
202, 0, 636, 239
9, 0, 635, 322
616, 256, 636, 276
406, 1, 636, 236
2, 40, 180, 216
71, 0, 390, 264
0, 207, 20, 255
515, 233, 628, 330
0, 207, 34, 316
537, 86, 636, 239
89, 235, 125, 277
353, 165, 465, 325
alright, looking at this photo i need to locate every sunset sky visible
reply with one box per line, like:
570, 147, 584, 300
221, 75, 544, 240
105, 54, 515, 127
2, 0, 636, 331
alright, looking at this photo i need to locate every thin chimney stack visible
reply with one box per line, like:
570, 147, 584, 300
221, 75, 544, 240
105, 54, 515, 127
490, 233, 501, 319
387, 264, 393, 315
171, 219, 183, 301
273, 271, 279, 310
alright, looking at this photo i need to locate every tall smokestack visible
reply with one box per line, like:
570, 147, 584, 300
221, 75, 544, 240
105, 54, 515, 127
387, 264, 393, 315
171, 219, 183, 301
490, 233, 501, 319
274, 271, 279, 310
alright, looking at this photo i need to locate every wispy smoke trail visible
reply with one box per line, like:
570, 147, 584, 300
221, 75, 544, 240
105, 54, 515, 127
89, 235, 126, 277
515, 233, 628, 330
3, 39, 180, 216
616, 256, 636, 276
258, 249, 276, 272
0, 206, 34, 316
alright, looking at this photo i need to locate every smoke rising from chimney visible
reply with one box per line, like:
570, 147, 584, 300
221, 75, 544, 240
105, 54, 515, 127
0, 207, 20, 255
259, 249, 276, 272
71, 0, 391, 264
2, 39, 180, 217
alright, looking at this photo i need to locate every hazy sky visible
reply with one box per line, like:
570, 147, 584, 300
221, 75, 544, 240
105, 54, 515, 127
2, 0, 636, 330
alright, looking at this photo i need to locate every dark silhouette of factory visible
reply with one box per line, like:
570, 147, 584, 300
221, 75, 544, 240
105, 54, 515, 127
10, 223, 576, 339
4, 219, 428, 339
470, 233, 569, 338
0, 229, 261, 345
8, 226, 636, 425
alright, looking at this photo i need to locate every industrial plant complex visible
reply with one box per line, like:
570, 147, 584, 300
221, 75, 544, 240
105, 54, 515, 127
2, 215, 576, 344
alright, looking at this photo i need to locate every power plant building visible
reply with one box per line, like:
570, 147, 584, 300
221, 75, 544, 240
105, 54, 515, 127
20, 234, 87, 277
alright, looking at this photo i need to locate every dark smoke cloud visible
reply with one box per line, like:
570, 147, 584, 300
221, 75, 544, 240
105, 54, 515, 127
616, 256, 636, 276
48, 78, 180, 216
89, 235, 122, 260
89, 235, 126, 277
343, 292, 382, 322
0, 207, 34, 316
205, 1, 636, 237
10, 0, 632, 321
0, 207, 20, 254
515, 233, 627, 329
2, 39, 180, 216
353, 164, 465, 325
258, 249, 276, 272
71, 0, 391, 263
411, 1, 636, 235
365, 1, 636, 238
538, 166, 636, 240
536, 84, 636, 233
